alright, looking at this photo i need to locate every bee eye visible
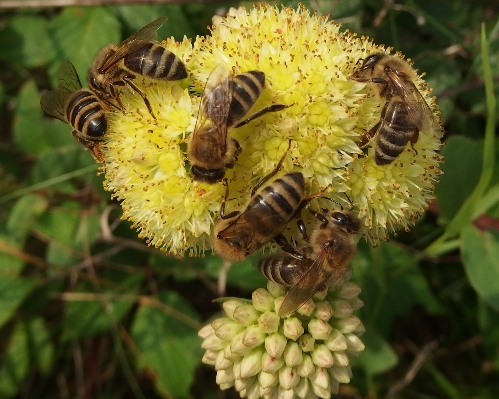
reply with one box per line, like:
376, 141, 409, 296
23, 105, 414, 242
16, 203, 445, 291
332, 212, 349, 225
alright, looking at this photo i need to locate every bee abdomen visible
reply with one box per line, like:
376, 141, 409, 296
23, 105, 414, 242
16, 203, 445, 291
259, 256, 302, 286
228, 71, 265, 126
262, 172, 304, 215
125, 42, 187, 81
66, 90, 107, 139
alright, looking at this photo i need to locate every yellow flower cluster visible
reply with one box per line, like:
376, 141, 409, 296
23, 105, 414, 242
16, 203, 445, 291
102, 3, 443, 256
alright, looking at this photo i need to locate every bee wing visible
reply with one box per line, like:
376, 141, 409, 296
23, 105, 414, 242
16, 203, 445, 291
100, 16, 168, 72
278, 246, 333, 316
40, 61, 81, 122
193, 64, 232, 154
386, 70, 440, 137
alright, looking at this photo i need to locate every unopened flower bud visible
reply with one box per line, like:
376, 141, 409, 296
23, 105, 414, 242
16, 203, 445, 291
230, 331, 252, 356
332, 351, 350, 367
293, 376, 310, 399
242, 325, 266, 348
350, 297, 365, 311
313, 287, 328, 301
265, 332, 287, 358
345, 333, 366, 352
240, 348, 264, 378
215, 350, 233, 370
310, 367, 330, 390
223, 299, 247, 319
330, 299, 354, 318
279, 366, 300, 390
311, 344, 334, 368
267, 281, 286, 298
325, 328, 348, 351
296, 298, 315, 316
233, 304, 260, 326
332, 315, 362, 333
216, 368, 234, 385
312, 381, 332, 399
259, 370, 279, 388
314, 301, 334, 321
298, 334, 315, 352
261, 352, 285, 374
283, 317, 304, 340
202, 333, 226, 351
283, 342, 303, 367
296, 354, 315, 378
252, 288, 275, 312
202, 351, 216, 365
234, 375, 254, 392
336, 281, 362, 299
354, 320, 366, 336
257, 310, 280, 333
198, 324, 214, 339
308, 318, 332, 340
215, 320, 245, 341
330, 366, 352, 383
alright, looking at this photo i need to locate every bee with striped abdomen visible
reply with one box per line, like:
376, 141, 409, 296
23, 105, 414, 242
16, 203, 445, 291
212, 142, 323, 263
351, 52, 442, 165
259, 209, 360, 316
40, 60, 107, 162
188, 64, 288, 183
88, 16, 187, 119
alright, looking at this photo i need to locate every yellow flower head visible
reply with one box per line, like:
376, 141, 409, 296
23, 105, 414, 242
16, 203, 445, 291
102, 4, 443, 255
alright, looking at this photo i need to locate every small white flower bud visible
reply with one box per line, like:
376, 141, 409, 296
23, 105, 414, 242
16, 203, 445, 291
345, 333, 366, 352
330, 378, 340, 394
224, 343, 241, 361
354, 320, 366, 336
257, 310, 280, 333
265, 332, 287, 358
230, 331, 252, 356
243, 325, 266, 348
258, 370, 279, 388
332, 351, 350, 367
201, 333, 226, 351
215, 350, 233, 370
233, 359, 241, 379
233, 304, 260, 326
293, 376, 310, 399
267, 281, 286, 298
252, 288, 275, 311
350, 297, 365, 311
202, 351, 216, 365
211, 317, 230, 331
314, 301, 334, 321
246, 381, 261, 399
296, 354, 315, 378
277, 386, 296, 399
219, 382, 234, 390
223, 299, 247, 319
296, 298, 315, 316
313, 286, 328, 300
330, 299, 354, 318
261, 352, 285, 374
279, 366, 300, 389
198, 324, 214, 338
330, 366, 351, 383
283, 341, 303, 367
332, 315, 361, 333
308, 318, 332, 340
234, 375, 254, 392
283, 317, 304, 340
311, 382, 332, 399
311, 344, 334, 368
240, 348, 264, 378
324, 328, 348, 351
274, 296, 285, 314
215, 320, 245, 341
336, 281, 361, 299
310, 366, 330, 390
298, 334, 315, 352
216, 368, 234, 385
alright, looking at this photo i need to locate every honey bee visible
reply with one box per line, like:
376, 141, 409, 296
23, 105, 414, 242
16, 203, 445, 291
351, 52, 442, 165
259, 209, 361, 316
88, 16, 187, 119
188, 64, 288, 183
40, 60, 106, 162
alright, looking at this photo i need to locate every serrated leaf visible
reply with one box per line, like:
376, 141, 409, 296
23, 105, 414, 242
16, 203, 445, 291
131, 290, 202, 398
461, 225, 499, 312
0, 16, 55, 68
435, 136, 482, 223
0, 275, 37, 328
7, 194, 48, 242
49, 8, 121, 81
356, 327, 398, 375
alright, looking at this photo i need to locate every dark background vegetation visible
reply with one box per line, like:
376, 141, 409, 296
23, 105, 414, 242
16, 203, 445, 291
0, 0, 498, 398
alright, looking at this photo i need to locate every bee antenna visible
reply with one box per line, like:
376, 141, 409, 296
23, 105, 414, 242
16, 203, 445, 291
343, 193, 354, 210
321, 196, 343, 209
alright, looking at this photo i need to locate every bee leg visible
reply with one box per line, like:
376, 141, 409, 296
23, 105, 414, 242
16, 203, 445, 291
274, 234, 305, 260
72, 131, 104, 163
251, 139, 292, 196
358, 122, 379, 148
219, 178, 240, 220
308, 208, 329, 228
296, 217, 309, 242
122, 75, 157, 121
409, 130, 419, 155
233, 104, 290, 128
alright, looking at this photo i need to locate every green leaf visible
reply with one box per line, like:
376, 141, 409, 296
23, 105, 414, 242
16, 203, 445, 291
356, 327, 398, 375
461, 225, 499, 312
435, 136, 482, 223
0, 232, 26, 275
0, 322, 30, 397
7, 194, 48, 242
354, 241, 443, 336
24, 317, 54, 374
131, 290, 202, 398
0, 15, 55, 68
49, 7, 121, 81
13, 80, 52, 155
0, 275, 36, 329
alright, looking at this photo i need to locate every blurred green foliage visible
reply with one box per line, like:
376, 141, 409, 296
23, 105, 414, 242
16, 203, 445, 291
0, 1, 498, 398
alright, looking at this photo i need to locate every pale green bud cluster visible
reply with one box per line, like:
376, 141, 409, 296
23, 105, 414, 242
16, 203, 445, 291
199, 280, 365, 399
